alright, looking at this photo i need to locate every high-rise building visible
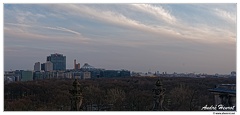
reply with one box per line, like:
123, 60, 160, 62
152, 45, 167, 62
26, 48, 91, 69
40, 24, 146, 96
47, 53, 66, 71
45, 61, 53, 71
41, 63, 45, 71
74, 59, 80, 70
34, 62, 41, 71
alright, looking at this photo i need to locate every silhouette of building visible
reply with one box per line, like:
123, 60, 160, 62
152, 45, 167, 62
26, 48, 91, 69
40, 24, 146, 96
34, 62, 41, 71
47, 53, 66, 71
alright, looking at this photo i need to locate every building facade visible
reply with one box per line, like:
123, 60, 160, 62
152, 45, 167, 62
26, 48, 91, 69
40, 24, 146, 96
83, 71, 91, 79
41, 63, 45, 71
21, 70, 33, 81
45, 61, 53, 71
34, 62, 41, 71
74, 59, 81, 70
47, 53, 66, 71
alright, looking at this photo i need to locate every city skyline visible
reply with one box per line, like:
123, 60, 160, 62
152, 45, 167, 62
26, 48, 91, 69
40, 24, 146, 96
4, 4, 236, 74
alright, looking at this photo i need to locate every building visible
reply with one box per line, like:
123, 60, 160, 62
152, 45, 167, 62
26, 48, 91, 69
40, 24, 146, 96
81, 63, 95, 71
34, 62, 41, 71
209, 84, 236, 108
45, 61, 53, 71
21, 71, 33, 81
33, 71, 44, 80
230, 71, 236, 78
74, 59, 81, 70
41, 63, 45, 71
4, 71, 16, 83
83, 71, 91, 79
47, 53, 66, 71
100, 70, 130, 78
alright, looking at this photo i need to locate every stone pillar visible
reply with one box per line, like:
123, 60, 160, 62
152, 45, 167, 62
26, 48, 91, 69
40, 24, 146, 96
152, 79, 166, 111
69, 79, 83, 111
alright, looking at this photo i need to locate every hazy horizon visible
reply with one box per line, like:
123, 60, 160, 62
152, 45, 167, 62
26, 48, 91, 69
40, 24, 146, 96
4, 4, 236, 74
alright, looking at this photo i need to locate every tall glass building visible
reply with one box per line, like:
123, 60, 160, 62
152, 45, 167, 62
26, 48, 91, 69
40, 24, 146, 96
47, 53, 66, 71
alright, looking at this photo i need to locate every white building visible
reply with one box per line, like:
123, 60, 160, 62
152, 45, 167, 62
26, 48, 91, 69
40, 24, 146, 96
83, 71, 91, 79
45, 61, 53, 71
34, 62, 41, 71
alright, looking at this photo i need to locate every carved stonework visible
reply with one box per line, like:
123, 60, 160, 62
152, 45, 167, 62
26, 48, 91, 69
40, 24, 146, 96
153, 79, 166, 111
69, 79, 83, 111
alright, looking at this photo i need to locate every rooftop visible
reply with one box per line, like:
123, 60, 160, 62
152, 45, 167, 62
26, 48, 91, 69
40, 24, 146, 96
208, 84, 236, 94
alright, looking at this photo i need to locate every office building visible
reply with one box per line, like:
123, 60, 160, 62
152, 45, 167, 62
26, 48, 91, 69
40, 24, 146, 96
41, 63, 45, 71
34, 62, 41, 71
45, 61, 53, 71
47, 53, 66, 71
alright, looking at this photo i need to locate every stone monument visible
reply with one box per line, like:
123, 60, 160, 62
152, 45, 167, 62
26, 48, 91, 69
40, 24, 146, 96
152, 79, 166, 111
69, 79, 83, 111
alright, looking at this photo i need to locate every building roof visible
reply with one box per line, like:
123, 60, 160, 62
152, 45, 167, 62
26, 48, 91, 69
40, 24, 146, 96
208, 84, 236, 94
81, 63, 95, 71
208, 88, 236, 94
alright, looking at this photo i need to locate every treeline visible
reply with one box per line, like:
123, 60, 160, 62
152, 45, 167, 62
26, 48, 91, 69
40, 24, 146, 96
4, 77, 235, 111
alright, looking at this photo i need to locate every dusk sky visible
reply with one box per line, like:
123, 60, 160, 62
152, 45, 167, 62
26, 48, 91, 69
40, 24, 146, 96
4, 4, 236, 74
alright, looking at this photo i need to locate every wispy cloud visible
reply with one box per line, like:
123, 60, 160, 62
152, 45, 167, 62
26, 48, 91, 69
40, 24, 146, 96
5, 23, 81, 36
131, 4, 176, 24
214, 8, 236, 23
5, 4, 236, 45
4, 23, 90, 45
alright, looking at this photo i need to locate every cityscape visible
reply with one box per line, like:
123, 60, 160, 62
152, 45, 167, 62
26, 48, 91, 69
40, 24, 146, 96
4, 53, 131, 83
4, 53, 236, 83
3, 3, 236, 113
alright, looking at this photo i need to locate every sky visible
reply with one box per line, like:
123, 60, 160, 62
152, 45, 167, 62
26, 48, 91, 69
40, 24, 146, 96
3, 3, 236, 74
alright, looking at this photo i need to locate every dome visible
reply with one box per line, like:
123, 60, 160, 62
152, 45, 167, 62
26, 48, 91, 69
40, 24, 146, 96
81, 63, 95, 70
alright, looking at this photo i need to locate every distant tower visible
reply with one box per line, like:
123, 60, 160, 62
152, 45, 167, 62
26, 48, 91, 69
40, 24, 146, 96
152, 79, 166, 111
77, 63, 80, 69
74, 59, 81, 70
74, 59, 76, 69
69, 79, 83, 111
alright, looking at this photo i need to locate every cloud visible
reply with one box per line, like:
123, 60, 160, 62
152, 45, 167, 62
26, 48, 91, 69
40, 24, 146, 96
131, 4, 176, 24
214, 8, 236, 23
5, 4, 236, 47
54, 4, 149, 30
5, 22, 82, 36
4, 4, 236, 74
4, 23, 90, 44
60, 4, 235, 44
